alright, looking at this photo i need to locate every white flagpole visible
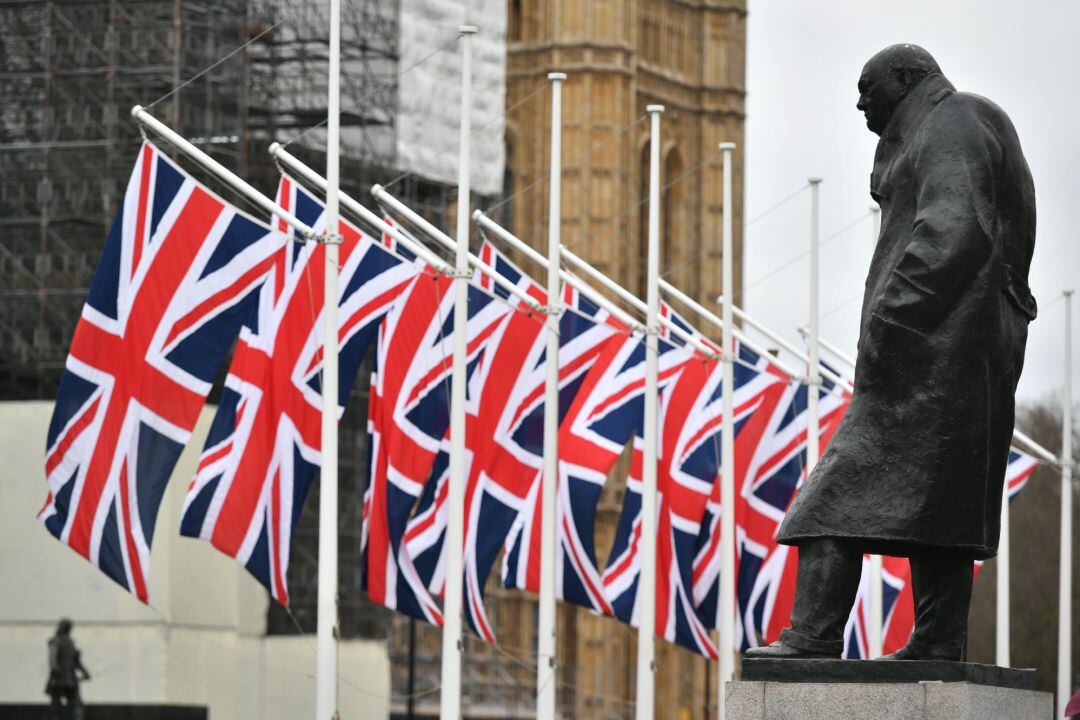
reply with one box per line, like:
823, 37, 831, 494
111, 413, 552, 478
718, 141, 737, 717
536, 71, 565, 720
315, 0, 341, 714
636, 104, 664, 720
997, 477, 1011, 667
441, 25, 476, 720
1059, 289, 1074, 719
867, 202, 883, 660
806, 177, 822, 471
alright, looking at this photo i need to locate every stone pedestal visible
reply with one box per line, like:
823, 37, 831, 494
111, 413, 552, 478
726, 659, 1053, 720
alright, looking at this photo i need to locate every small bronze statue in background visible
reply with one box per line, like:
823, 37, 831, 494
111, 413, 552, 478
46, 618, 91, 719
748, 44, 1037, 661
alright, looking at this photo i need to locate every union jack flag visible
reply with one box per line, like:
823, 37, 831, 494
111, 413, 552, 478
600, 308, 706, 619
604, 342, 782, 656
40, 142, 284, 601
842, 554, 913, 659
361, 240, 512, 625
179, 175, 420, 605
504, 307, 696, 615
398, 244, 619, 641
696, 368, 849, 650
462, 250, 617, 639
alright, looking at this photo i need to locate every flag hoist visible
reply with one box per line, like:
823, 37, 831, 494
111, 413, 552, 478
536, 70, 566, 720
316, 0, 343, 714
636, 103, 664, 720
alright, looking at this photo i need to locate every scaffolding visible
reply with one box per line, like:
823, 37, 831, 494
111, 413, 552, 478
0, 0, 252, 399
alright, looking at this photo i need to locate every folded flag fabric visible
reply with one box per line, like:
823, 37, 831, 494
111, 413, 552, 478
179, 175, 419, 605
361, 238, 513, 625
398, 242, 620, 641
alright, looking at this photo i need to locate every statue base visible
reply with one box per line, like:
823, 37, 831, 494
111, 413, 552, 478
727, 660, 1052, 720
742, 658, 1035, 688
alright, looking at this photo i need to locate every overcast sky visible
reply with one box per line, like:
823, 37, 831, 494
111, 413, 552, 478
742, 0, 1080, 404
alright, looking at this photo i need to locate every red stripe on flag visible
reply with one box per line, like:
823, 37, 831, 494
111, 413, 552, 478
131, 144, 155, 279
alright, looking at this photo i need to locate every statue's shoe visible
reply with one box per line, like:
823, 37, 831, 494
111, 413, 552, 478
743, 640, 835, 660
877, 640, 962, 662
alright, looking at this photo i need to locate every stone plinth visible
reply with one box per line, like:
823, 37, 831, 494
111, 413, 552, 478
725, 681, 1052, 720
728, 660, 1052, 720
742, 658, 1036, 689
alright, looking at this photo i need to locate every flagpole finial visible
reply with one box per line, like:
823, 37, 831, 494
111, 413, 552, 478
646, 104, 665, 114
719, 141, 736, 151
547, 72, 567, 81
459, 25, 478, 34
808, 176, 823, 185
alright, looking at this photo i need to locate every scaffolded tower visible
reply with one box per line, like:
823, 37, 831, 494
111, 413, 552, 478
0, 0, 253, 399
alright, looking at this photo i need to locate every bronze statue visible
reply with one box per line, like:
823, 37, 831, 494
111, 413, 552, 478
46, 618, 90, 719
747, 44, 1037, 661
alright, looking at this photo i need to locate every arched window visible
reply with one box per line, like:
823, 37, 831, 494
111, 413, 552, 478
663, 147, 693, 297
639, 144, 692, 300
508, 0, 523, 43
637, 142, 651, 298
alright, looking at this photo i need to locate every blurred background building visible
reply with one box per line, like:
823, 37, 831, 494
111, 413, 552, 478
0, 0, 748, 718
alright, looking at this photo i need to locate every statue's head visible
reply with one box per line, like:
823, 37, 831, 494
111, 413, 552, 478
857, 44, 942, 135
57, 618, 72, 636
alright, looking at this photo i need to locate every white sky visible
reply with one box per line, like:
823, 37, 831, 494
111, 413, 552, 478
743, 0, 1080, 403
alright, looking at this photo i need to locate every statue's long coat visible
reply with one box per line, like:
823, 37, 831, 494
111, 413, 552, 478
778, 74, 1036, 560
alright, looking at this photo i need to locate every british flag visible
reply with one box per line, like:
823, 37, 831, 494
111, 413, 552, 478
599, 308, 706, 619
40, 143, 284, 602
693, 368, 850, 650
462, 250, 617, 639
396, 244, 619, 641
603, 342, 782, 656
505, 307, 696, 615
178, 175, 420, 605
361, 241, 513, 625
842, 554, 913, 659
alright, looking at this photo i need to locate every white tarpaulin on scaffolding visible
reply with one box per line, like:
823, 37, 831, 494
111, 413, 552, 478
396, 0, 507, 196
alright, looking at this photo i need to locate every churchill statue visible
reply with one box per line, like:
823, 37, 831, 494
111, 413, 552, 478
747, 44, 1037, 661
